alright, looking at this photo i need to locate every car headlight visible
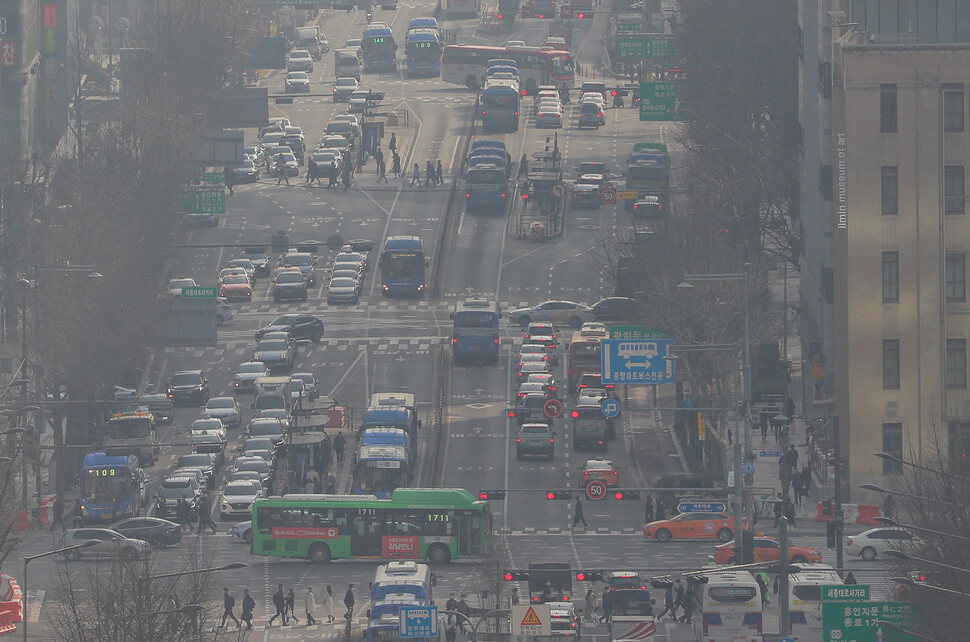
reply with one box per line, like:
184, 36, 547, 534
222, 502, 230, 509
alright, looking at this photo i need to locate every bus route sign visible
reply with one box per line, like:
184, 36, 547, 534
399, 605, 438, 638
601, 338, 675, 385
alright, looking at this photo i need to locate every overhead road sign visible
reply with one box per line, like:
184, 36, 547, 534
677, 501, 726, 513
399, 606, 438, 638
512, 604, 550, 636
822, 600, 917, 641
609, 326, 667, 340
639, 81, 686, 122
601, 338, 675, 385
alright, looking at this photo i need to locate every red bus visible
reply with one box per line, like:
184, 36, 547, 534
442, 44, 574, 94
567, 331, 602, 393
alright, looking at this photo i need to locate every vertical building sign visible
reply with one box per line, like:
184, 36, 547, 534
836, 132, 847, 229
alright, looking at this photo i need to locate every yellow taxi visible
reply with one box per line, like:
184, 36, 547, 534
580, 458, 619, 487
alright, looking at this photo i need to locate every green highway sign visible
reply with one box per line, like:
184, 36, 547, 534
822, 601, 918, 642
617, 35, 644, 59
646, 35, 677, 57
617, 22, 641, 32
822, 584, 870, 601
179, 188, 226, 214
609, 326, 667, 340
181, 287, 218, 298
617, 34, 678, 59
200, 171, 225, 183
640, 81, 686, 121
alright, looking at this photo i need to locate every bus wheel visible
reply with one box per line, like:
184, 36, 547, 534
466, 75, 478, 90
309, 543, 332, 563
427, 543, 451, 564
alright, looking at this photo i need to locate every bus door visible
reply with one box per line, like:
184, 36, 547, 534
352, 509, 384, 557
456, 511, 481, 556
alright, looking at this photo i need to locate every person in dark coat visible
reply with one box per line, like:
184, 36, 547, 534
672, 579, 685, 620
425, 160, 435, 186
196, 491, 218, 534
657, 583, 675, 621
517, 153, 529, 178
791, 469, 804, 505
176, 496, 191, 531
241, 588, 256, 630
328, 162, 339, 189
773, 493, 784, 527
388, 132, 397, 154
782, 496, 797, 527
755, 573, 768, 607
392, 152, 402, 178
50, 495, 66, 532
644, 493, 654, 523
225, 168, 235, 195
844, 572, 858, 585
436, 159, 443, 185
285, 587, 299, 624
572, 496, 588, 528
154, 495, 166, 519
343, 584, 355, 620
306, 157, 318, 184
883, 494, 896, 520
678, 588, 694, 624
655, 499, 666, 521
787, 445, 799, 471
268, 584, 288, 626
410, 162, 422, 186
334, 432, 346, 462
220, 587, 240, 628
341, 164, 352, 191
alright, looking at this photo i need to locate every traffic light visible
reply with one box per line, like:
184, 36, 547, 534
821, 498, 833, 516
570, 410, 579, 418
575, 571, 605, 582
613, 489, 641, 500
576, 11, 588, 18
546, 490, 571, 500
826, 522, 837, 548
611, 90, 618, 96
504, 570, 530, 581
479, 490, 506, 500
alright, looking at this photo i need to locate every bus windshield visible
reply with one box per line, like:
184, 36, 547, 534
465, 168, 506, 184
483, 91, 518, 109
454, 312, 498, 328
382, 254, 425, 280
627, 165, 668, 181
357, 462, 407, 494
571, 342, 601, 365
107, 416, 153, 439
550, 55, 574, 76
80, 468, 132, 503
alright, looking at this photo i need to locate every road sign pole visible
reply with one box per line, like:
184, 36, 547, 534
779, 517, 790, 636
734, 441, 744, 565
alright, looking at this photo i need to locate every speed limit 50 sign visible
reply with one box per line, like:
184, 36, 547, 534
585, 480, 607, 500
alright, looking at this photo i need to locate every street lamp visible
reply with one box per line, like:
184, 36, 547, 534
889, 575, 970, 599
874, 516, 970, 543
0, 427, 27, 436
873, 451, 961, 479
23, 540, 101, 642
859, 483, 957, 506
885, 549, 970, 576
149, 561, 247, 580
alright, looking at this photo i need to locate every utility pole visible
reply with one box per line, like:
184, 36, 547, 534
779, 516, 791, 637
833, 417, 845, 573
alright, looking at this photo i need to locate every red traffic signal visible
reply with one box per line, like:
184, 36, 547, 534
611, 90, 618, 96
497, 12, 503, 18
571, 410, 580, 418
547, 490, 571, 500
576, 572, 586, 581
614, 490, 641, 500
577, 11, 590, 18
504, 572, 514, 581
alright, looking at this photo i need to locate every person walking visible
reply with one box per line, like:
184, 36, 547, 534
844, 572, 858, 585
241, 588, 256, 630
787, 445, 799, 471
517, 153, 528, 178
883, 494, 896, 520
436, 159, 443, 185
583, 589, 598, 623
306, 157, 318, 185
323, 585, 335, 623
220, 587, 241, 628
657, 583, 675, 621
678, 589, 694, 624
377, 157, 388, 183
154, 495, 166, 519
196, 491, 217, 534
343, 583, 355, 620
50, 495, 66, 532
760, 416, 769, 441
572, 496, 588, 528
425, 160, 435, 187
325, 471, 337, 494
225, 169, 235, 195
327, 162, 338, 189
644, 493, 654, 523
388, 132, 397, 154
791, 468, 804, 505
392, 152, 402, 178
655, 498, 666, 521
334, 432, 346, 463
286, 587, 300, 624
276, 155, 290, 185
342, 164, 353, 191
772, 493, 784, 527
782, 496, 797, 527
375, 147, 384, 167
355, 150, 365, 174
671, 579, 685, 621
410, 162, 422, 186
755, 573, 768, 607
268, 584, 288, 626
176, 496, 191, 532
443, 612, 458, 642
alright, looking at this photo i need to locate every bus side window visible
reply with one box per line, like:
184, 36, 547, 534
257, 507, 283, 533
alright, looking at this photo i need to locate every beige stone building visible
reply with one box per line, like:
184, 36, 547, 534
831, 36, 970, 493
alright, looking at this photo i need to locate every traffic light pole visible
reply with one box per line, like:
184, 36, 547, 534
833, 418, 845, 574
779, 517, 790, 637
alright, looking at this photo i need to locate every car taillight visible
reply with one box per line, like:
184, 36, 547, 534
453, 336, 458, 344
516, 438, 522, 443
846, 538, 853, 546
604, 384, 613, 389
494, 338, 499, 344
550, 438, 555, 443
465, 193, 471, 198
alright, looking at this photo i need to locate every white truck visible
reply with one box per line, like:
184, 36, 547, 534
607, 588, 656, 641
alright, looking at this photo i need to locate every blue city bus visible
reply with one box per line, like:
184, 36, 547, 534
78, 452, 147, 524
482, 79, 520, 132
353, 443, 410, 498
362, 25, 397, 73
405, 30, 442, 77
464, 164, 509, 215
361, 427, 411, 456
372, 561, 435, 601
371, 593, 432, 619
451, 298, 501, 364
380, 236, 427, 297
366, 610, 435, 642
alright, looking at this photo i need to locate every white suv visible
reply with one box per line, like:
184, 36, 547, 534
220, 480, 262, 520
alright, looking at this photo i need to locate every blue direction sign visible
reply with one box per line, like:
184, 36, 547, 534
677, 501, 727, 513
760, 449, 783, 458
742, 459, 756, 475
399, 606, 438, 638
601, 339, 674, 385
601, 398, 621, 418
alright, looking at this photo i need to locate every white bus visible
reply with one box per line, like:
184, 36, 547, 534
787, 564, 841, 640
690, 569, 762, 642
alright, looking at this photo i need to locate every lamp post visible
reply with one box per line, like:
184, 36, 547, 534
885, 549, 970, 576
23, 540, 101, 642
873, 451, 962, 479
859, 483, 958, 506
874, 517, 970, 543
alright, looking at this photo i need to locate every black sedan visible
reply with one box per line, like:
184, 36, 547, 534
111, 517, 183, 549
255, 314, 324, 343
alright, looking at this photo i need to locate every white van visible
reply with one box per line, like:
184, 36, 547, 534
691, 569, 763, 642
334, 48, 362, 80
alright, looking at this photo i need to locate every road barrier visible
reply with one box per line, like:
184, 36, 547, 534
813, 502, 883, 525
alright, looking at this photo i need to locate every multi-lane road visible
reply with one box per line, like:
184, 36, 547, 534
15, 6, 894, 641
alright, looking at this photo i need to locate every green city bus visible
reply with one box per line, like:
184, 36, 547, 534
250, 488, 493, 563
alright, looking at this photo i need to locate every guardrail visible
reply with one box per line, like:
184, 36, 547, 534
425, 338, 449, 487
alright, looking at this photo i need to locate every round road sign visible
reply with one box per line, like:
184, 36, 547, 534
560, 6, 573, 19
600, 186, 617, 204
551, 182, 567, 198
600, 398, 620, 418
585, 479, 607, 501
543, 398, 563, 419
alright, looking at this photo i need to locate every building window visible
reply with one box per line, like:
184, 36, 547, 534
881, 166, 898, 215
820, 164, 833, 201
946, 253, 966, 303
948, 421, 970, 470
818, 62, 832, 99
944, 85, 965, 133
883, 339, 900, 389
947, 339, 967, 389
882, 252, 899, 303
882, 423, 903, 475
945, 166, 966, 214
880, 84, 897, 133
